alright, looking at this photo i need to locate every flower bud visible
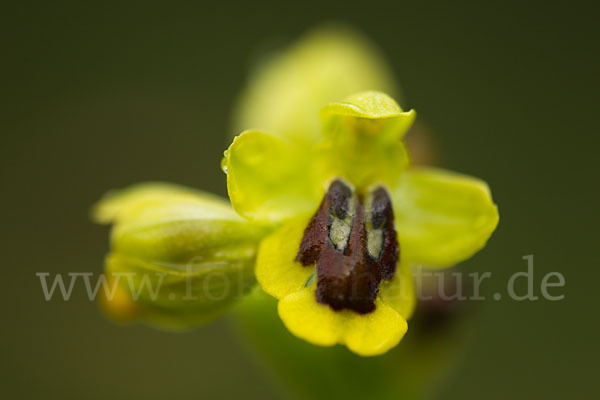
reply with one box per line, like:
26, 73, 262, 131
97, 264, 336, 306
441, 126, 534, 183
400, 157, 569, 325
93, 183, 267, 329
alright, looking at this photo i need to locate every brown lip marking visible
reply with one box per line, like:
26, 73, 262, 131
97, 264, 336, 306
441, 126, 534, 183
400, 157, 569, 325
295, 180, 350, 266
296, 180, 399, 314
371, 187, 399, 281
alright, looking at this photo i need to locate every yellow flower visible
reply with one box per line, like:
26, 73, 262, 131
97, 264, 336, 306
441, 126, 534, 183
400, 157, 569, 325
222, 91, 499, 356
92, 27, 498, 357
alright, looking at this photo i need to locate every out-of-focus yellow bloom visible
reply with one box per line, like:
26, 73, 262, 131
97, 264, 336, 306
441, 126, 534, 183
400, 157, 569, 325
231, 25, 399, 142
92, 183, 266, 330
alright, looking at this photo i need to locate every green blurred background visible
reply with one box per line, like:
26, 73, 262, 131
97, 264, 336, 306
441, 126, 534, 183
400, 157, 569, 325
2, 0, 598, 398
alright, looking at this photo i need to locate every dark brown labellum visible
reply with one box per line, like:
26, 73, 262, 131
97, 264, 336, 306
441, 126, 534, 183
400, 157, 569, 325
296, 180, 399, 314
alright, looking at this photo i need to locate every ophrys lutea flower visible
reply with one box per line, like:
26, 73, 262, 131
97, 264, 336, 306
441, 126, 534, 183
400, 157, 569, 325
222, 91, 499, 356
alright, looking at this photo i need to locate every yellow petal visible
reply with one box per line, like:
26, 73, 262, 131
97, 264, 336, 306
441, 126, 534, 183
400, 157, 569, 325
255, 216, 315, 299
224, 130, 325, 224
110, 195, 263, 264
391, 167, 499, 267
278, 286, 407, 357
92, 182, 226, 224
379, 262, 416, 320
321, 91, 416, 139
317, 92, 413, 188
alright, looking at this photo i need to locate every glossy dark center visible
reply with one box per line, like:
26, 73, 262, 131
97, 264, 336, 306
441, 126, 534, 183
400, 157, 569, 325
296, 180, 399, 314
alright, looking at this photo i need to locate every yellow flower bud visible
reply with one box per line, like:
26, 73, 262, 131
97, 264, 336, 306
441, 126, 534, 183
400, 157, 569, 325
93, 182, 267, 330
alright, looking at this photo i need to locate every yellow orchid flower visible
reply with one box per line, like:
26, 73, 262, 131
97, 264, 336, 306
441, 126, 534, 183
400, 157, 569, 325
93, 27, 498, 357
222, 90, 498, 356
